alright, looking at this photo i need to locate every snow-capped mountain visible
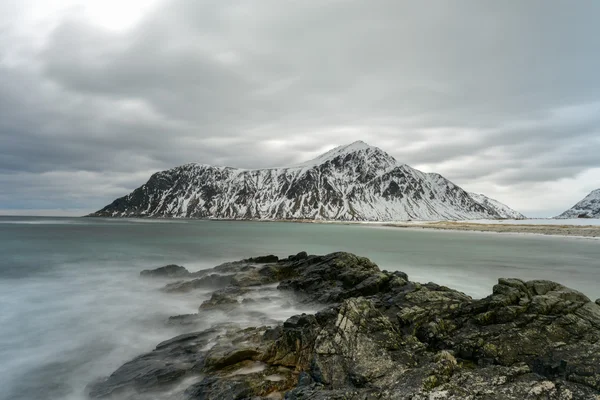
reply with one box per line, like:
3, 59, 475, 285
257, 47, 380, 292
468, 192, 526, 219
555, 189, 600, 219
89, 141, 523, 221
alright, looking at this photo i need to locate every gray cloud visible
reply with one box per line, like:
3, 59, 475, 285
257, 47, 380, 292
1, 0, 600, 216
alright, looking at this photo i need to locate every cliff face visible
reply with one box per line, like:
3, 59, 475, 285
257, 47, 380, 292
90, 141, 523, 221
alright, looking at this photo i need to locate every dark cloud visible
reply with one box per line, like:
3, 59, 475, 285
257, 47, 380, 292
1, 0, 600, 216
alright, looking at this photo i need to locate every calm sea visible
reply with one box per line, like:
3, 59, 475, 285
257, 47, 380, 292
1, 216, 599, 399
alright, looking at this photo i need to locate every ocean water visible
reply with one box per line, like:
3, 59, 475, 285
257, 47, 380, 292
1, 216, 599, 400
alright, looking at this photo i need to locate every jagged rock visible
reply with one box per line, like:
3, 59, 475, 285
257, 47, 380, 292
140, 264, 189, 278
246, 255, 279, 264
86, 330, 216, 398
288, 251, 308, 262
199, 287, 250, 310
167, 313, 203, 327
91, 252, 600, 400
162, 274, 233, 293
596, 298, 600, 306
277, 252, 401, 303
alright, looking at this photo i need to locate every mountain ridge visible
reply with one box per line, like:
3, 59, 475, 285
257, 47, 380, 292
555, 189, 600, 219
89, 141, 524, 221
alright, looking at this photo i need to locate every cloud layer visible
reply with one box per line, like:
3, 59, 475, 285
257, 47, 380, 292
1, 0, 600, 216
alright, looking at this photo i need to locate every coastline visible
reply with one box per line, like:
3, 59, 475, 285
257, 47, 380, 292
230, 218, 600, 238
378, 221, 600, 238
87, 252, 600, 399
85, 215, 600, 238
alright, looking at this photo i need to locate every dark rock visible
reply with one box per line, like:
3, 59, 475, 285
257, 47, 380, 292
163, 274, 233, 293
167, 313, 203, 327
95, 252, 600, 399
140, 264, 189, 278
199, 287, 249, 310
87, 330, 216, 398
246, 255, 279, 264
596, 298, 600, 306
184, 376, 253, 400
288, 251, 308, 262
277, 252, 397, 303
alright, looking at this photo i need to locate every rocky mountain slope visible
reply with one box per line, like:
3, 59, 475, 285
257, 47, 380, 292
556, 189, 600, 219
89, 141, 523, 221
88, 252, 600, 399
469, 192, 525, 219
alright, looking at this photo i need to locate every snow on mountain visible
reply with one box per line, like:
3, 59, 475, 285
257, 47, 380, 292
468, 192, 525, 219
555, 189, 600, 219
89, 141, 522, 221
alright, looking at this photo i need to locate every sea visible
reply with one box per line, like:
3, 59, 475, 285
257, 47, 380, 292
1, 216, 599, 400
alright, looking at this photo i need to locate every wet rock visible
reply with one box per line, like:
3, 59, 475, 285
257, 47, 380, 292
95, 252, 600, 399
596, 298, 600, 306
163, 274, 233, 293
87, 330, 215, 398
246, 255, 279, 264
199, 287, 249, 310
167, 313, 203, 327
140, 264, 189, 278
277, 252, 394, 303
288, 251, 308, 262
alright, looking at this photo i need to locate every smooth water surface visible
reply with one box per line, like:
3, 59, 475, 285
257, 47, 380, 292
1, 217, 599, 399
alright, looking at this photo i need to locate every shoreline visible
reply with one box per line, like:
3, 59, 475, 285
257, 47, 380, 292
218, 218, 600, 238
85, 215, 600, 238
378, 221, 600, 238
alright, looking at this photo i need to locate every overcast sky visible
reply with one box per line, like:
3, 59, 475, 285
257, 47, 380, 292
1, 1, 599, 217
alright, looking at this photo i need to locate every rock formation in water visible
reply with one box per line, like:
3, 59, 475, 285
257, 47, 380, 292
88, 252, 600, 399
88, 141, 524, 221
556, 189, 600, 219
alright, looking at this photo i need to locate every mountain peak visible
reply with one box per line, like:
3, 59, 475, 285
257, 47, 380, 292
332, 140, 378, 153
89, 142, 523, 221
556, 188, 600, 219
293, 140, 395, 168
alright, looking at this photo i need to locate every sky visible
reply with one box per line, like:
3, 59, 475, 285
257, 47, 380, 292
1, 1, 599, 218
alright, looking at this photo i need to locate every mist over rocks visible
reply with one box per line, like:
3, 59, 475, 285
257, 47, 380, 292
89, 252, 600, 399
140, 264, 190, 279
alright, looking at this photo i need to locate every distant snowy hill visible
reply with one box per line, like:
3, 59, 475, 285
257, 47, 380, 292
89, 141, 523, 221
469, 192, 525, 219
555, 189, 600, 219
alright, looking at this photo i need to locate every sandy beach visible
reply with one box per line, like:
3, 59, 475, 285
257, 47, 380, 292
382, 221, 600, 238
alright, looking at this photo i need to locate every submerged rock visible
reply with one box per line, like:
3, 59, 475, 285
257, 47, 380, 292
90, 252, 600, 399
140, 264, 189, 278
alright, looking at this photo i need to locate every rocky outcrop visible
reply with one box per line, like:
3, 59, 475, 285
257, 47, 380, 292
88, 252, 600, 399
